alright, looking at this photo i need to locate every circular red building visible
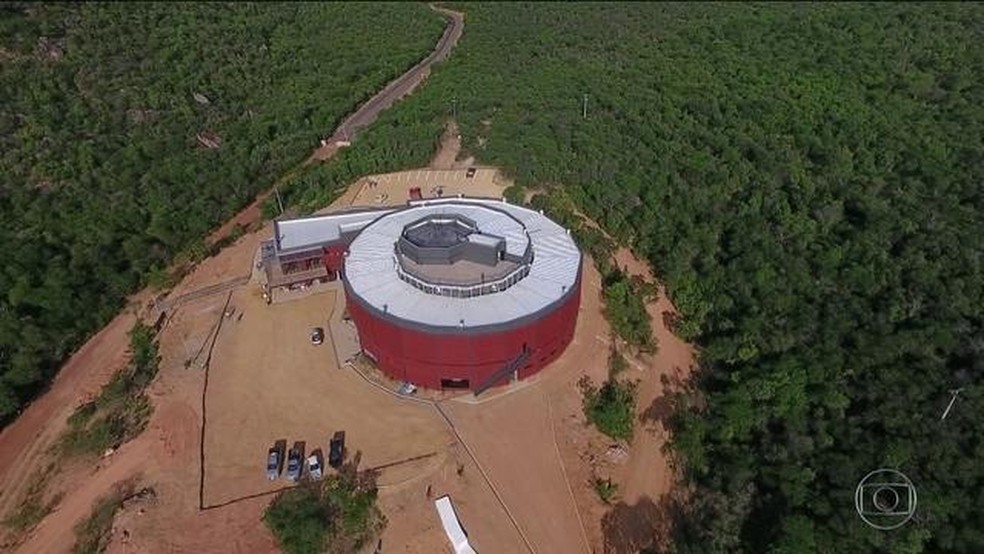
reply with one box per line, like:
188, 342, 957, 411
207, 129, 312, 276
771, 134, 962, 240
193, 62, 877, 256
343, 198, 582, 393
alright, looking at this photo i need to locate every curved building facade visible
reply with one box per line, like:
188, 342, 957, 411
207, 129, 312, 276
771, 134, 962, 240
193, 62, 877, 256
343, 197, 582, 392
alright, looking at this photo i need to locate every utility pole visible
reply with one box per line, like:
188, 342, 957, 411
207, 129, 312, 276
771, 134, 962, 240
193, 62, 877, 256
582, 93, 588, 119
941, 388, 964, 421
274, 185, 285, 216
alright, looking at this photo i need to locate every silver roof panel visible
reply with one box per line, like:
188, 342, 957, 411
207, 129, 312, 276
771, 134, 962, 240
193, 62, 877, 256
345, 198, 581, 328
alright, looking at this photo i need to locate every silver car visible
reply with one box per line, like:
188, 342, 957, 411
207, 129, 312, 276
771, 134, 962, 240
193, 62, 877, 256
266, 448, 281, 480
307, 454, 323, 480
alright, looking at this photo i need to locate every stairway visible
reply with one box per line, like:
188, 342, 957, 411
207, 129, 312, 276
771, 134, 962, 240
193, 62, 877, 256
473, 347, 531, 397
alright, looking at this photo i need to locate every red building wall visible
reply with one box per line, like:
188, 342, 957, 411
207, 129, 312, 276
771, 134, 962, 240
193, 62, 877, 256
345, 275, 581, 390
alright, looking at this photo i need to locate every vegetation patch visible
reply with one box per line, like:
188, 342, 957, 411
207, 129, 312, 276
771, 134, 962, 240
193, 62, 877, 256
594, 476, 619, 505
59, 323, 159, 457
529, 191, 656, 352
72, 482, 135, 554
503, 183, 526, 205
580, 376, 638, 442
603, 271, 656, 353
1, 464, 61, 538
264, 458, 386, 554
608, 345, 629, 378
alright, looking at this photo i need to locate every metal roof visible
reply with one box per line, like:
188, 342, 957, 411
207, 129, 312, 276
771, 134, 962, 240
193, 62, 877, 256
466, 232, 504, 248
273, 208, 395, 255
345, 198, 581, 329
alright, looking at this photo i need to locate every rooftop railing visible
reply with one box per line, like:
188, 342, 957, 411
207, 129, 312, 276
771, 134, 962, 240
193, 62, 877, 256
394, 254, 532, 299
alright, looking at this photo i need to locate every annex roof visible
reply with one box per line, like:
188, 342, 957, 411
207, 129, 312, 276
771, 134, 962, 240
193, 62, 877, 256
273, 208, 395, 255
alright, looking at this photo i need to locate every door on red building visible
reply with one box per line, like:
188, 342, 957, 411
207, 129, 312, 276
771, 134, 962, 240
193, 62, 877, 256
440, 378, 470, 389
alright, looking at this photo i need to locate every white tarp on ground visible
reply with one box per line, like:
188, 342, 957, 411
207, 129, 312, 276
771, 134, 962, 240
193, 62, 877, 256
435, 495, 477, 554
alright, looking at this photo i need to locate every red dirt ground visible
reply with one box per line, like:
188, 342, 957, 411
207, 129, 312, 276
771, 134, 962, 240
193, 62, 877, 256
0, 170, 695, 554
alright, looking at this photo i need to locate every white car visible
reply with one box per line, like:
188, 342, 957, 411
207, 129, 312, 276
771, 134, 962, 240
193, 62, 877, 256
307, 454, 323, 480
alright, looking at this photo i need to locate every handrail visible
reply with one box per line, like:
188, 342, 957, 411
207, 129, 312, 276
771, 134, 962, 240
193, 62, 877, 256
473, 348, 531, 396
394, 255, 531, 298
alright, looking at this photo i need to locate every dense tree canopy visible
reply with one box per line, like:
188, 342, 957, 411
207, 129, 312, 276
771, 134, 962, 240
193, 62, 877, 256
3, 2, 981, 551
286, 3, 983, 551
0, 2, 445, 422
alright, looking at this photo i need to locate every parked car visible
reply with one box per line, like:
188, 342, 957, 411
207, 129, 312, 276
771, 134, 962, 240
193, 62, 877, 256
398, 382, 417, 396
310, 327, 324, 345
329, 432, 345, 469
466, 167, 477, 178
286, 447, 303, 481
266, 448, 281, 481
307, 454, 323, 480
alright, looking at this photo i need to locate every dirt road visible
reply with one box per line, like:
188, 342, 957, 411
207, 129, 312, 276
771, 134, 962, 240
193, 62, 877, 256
312, 5, 465, 159
443, 386, 591, 553
0, 309, 137, 523
209, 5, 465, 245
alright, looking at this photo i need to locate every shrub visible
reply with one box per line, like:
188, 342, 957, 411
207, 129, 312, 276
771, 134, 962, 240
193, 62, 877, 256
59, 323, 159, 457
594, 477, 619, 504
263, 484, 329, 554
2, 465, 60, 535
73, 483, 133, 554
604, 274, 655, 353
579, 376, 638, 441
608, 345, 629, 377
264, 458, 386, 554
503, 183, 526, 205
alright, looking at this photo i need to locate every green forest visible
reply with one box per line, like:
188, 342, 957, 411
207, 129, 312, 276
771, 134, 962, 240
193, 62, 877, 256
0, 3, 445, 422
282, 3, 983, 552
3, 2, 982, 552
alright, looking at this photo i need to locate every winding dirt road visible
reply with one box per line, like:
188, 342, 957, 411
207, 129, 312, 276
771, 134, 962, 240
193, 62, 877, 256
313, 4, 465, 157
209, 5, 464, 244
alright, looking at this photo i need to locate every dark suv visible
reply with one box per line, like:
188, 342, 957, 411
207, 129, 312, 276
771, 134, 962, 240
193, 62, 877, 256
329, 431, 345, 469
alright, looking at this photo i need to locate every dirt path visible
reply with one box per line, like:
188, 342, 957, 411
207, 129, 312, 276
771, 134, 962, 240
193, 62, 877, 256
16, 438, 151, 554
443, 386, 590, 553
612, 248, 694, 502
208, 5, 465, 246
428, 120, 475, 170
310, 4, 465, 161
430, 121, 462, 169
0, 309, 138, 523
